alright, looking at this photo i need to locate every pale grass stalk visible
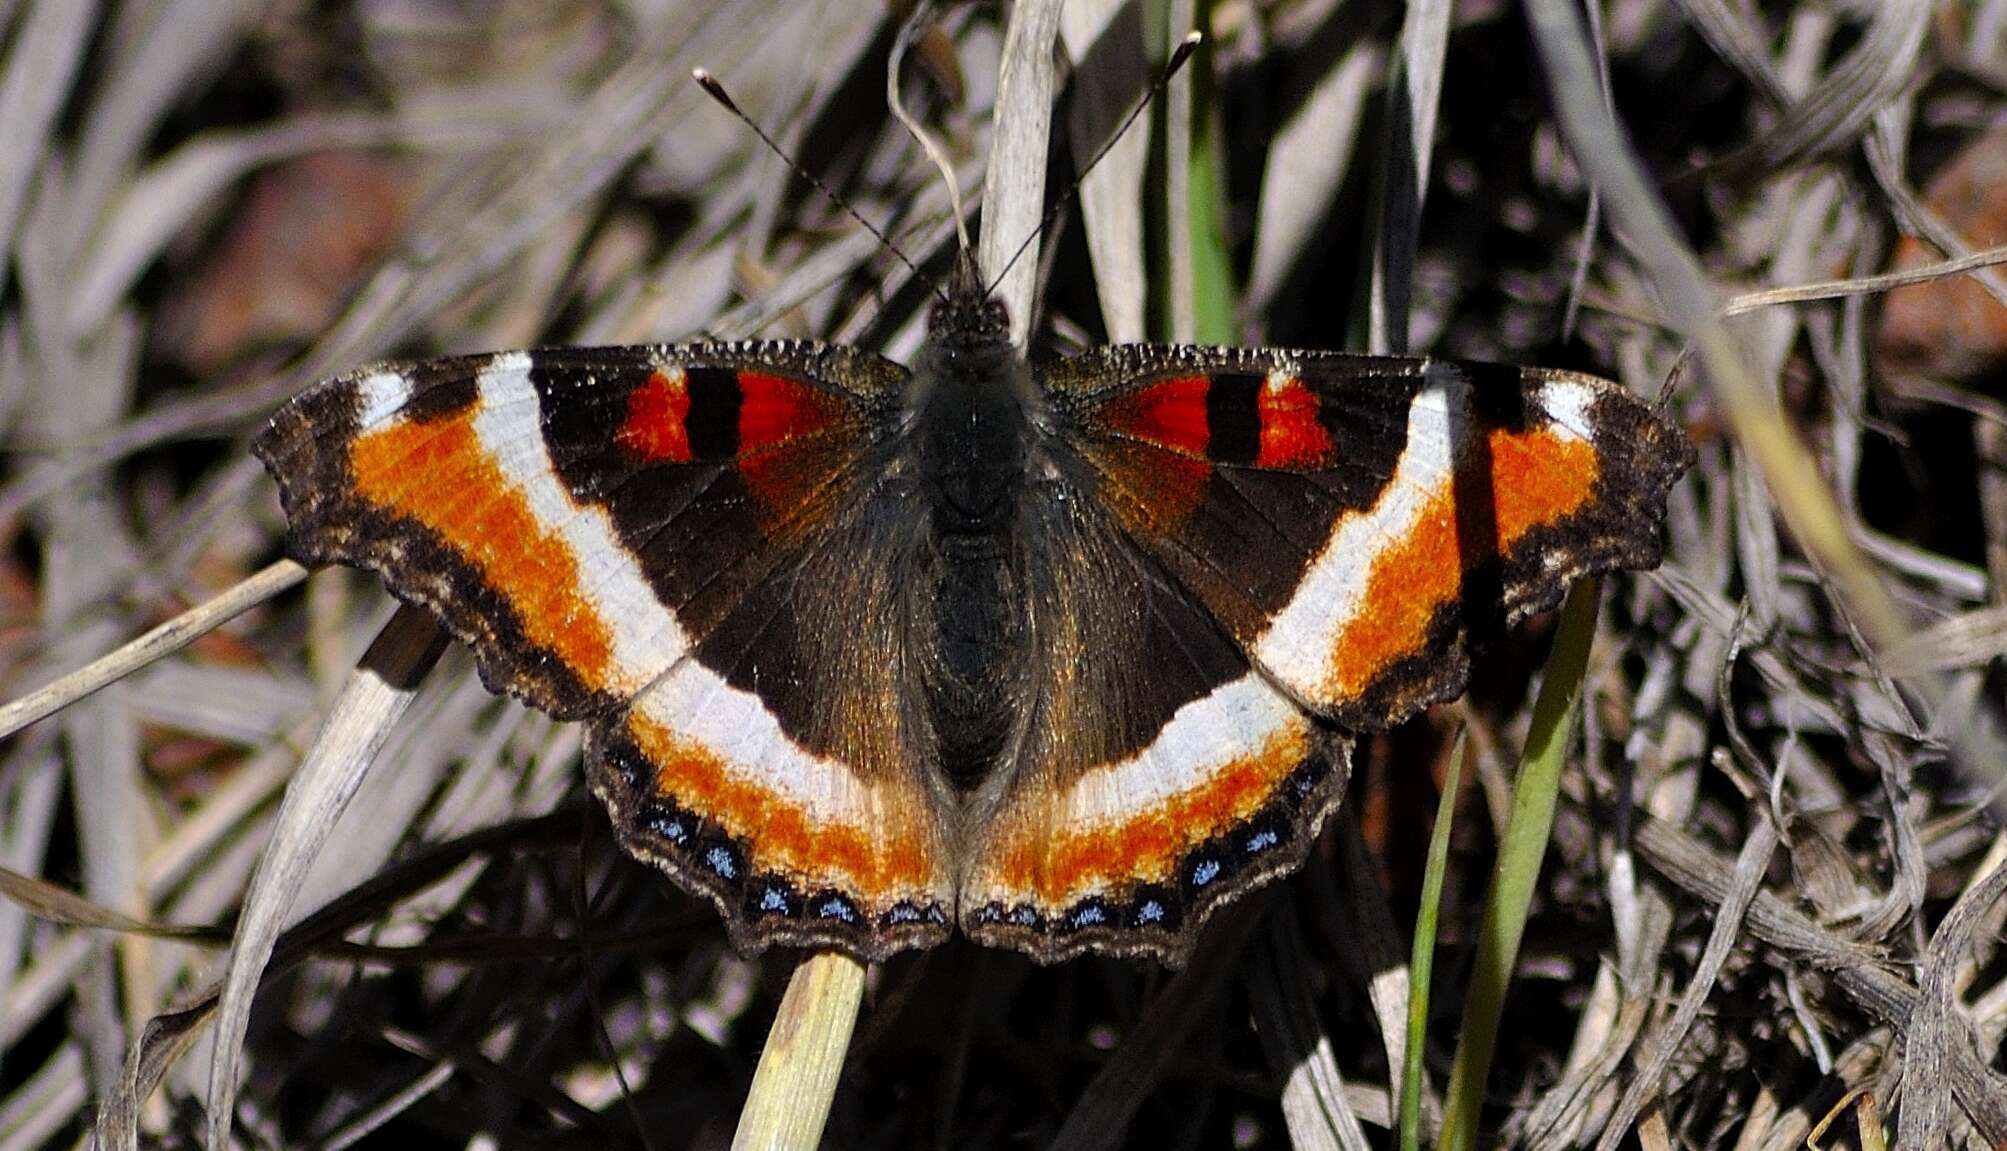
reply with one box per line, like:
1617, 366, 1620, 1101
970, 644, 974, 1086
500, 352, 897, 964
205, 605, 444, 1149
729, 952, 868, 1150
0, 559, 308, 742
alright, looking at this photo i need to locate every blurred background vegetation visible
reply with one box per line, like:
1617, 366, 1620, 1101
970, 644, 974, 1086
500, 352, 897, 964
1, 0, 2005, 1147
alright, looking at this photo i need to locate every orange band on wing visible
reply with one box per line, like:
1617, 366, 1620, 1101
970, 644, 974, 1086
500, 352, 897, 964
1255, 376, 1334, 468
349, 414, 615, 688
991, 723, 1311, 902
616, 369, 693, 462
1326, 426, 1600, 697
628, 713, 931, 894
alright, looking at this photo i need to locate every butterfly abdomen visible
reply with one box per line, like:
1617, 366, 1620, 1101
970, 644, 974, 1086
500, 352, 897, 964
919, 533, 1026, 787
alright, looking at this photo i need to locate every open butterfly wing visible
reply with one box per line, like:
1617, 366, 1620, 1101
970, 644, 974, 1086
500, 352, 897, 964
256, 344, 957, 959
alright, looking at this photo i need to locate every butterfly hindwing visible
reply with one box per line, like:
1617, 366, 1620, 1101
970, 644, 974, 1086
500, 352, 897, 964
1046, 346, 1693, 731
590, 459, 959, 957
255, 343, 956, 958
956, 480, 1351, 965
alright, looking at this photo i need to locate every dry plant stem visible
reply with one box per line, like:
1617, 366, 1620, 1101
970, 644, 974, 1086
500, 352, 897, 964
204, 604, 446, 1151
978, 0, 1062, 345
730, 952, 867, 1151
1720, 241, 2007, 316
732, 6, 1057, 1142
0, 558, 308, 741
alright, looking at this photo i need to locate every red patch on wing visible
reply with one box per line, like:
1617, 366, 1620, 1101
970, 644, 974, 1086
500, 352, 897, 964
990, 722, 1311, 902
629, 713, 934, 898
1100, 375, 1212, 457
733, 372, 855, 514
349, 411, 615, 689
1255, 376, 1335, 468
735, 371, 847, 454
615, 369, 692, 462
1325, 426, 1601, 697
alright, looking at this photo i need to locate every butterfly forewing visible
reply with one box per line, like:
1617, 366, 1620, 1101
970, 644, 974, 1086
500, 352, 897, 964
1045, 346, 1693, 731
255, 343, 958, 959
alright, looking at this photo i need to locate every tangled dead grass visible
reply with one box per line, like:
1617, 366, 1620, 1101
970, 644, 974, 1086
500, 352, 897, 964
1, 1, 2006, 1147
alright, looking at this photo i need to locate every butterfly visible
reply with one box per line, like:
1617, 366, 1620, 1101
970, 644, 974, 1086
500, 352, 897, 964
253, 250, 1691, 965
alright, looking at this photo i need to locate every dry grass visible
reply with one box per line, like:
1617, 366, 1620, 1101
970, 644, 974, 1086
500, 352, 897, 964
2, 0, 2006, 1147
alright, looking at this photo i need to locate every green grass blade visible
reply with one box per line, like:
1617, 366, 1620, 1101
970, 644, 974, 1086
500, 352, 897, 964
1400, 730, 1466, 1151
1147, 0, 1235, 343
1183, 7, 1235, 345
1439, 578, 1602, 1151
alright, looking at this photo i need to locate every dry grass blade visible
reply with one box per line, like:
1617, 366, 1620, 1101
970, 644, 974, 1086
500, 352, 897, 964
1665, 0, 1789, 103
1368, 0, 1451, 354
0, 864, 222, 944
1061, 0, 1150, 342
980, 0, 1063, 344
1593, 816, 1779, 1150
1334, 813, 1432, 1137
1161, 0, 1197, 343
3, 1044, 85, 1151
1525, 0, 1879, 629
1883, 603, 2007, 675
0, 559, 306, 741
203, 605, 444, 1150
1899, 859, 2007, 1147
729, 952, 866, 1151
1720, 241, 2007, 316
85, 809, 589, 1147
1248, 905, 1372, 1151
1247, 43, 1383, 318
0, 1, 95, 302
1523, 0, 2007, 814
1632, 816, 2007, 1144
69, 108, 558, 337
1630, 816, 1902, 1010
97, 1004, 211, 1151
1738, 0, 1929, 172
15, 3, 2007, 1145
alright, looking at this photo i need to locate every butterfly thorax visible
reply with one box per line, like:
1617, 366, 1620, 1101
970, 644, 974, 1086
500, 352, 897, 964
912, 283, 1027, 530
908, 278, 1038, 787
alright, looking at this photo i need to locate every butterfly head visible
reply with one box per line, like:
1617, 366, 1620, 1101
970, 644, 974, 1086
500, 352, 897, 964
928, 252, 1010, 356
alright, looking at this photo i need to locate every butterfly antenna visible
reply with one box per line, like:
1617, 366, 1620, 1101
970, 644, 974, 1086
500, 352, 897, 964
887, 0, 973, 260
691, 67, 933, 292
984, 30, 1204, 299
